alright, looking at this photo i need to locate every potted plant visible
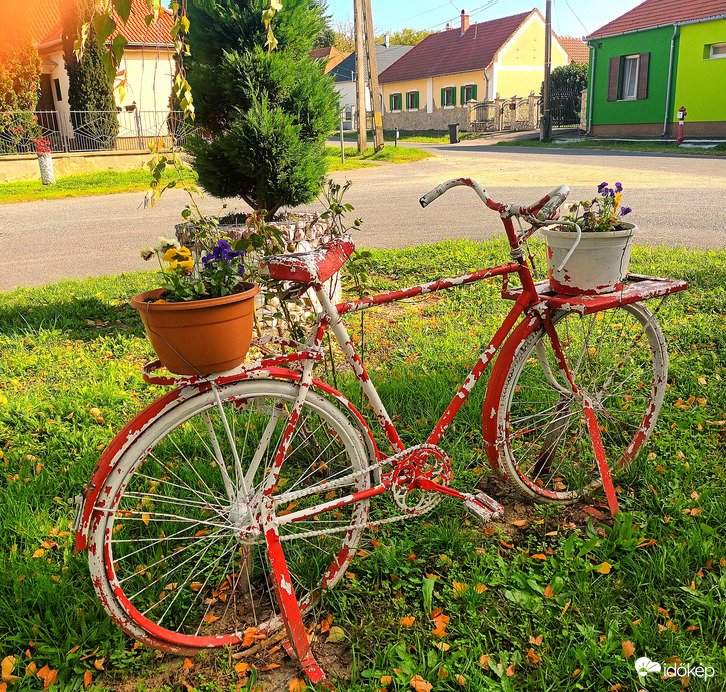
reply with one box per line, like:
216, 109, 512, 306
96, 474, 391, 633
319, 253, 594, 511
542, 182, 635, 295
34, 137, 55, 185
132, 237, 259, 376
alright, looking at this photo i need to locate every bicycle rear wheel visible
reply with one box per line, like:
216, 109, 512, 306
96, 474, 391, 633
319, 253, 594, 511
485, 303, 667, 502
87, 379, 371, 651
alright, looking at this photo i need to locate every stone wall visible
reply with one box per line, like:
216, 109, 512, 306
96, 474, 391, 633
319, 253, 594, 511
382, 106, 471, 132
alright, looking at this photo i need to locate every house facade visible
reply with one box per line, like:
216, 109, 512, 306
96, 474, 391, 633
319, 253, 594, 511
586, 0, 726, 137
378, 9, 570, 131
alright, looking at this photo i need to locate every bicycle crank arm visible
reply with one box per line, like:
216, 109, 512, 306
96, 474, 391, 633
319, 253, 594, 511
414, 479, 504, 522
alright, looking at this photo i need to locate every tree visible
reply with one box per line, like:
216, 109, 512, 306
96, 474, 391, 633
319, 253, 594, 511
332, 19, 355, 53
547, 62, 588, 94
376, 28, 432, 46
314, 27, 336, 48
185, 0, 340, 219
61, 0, 119, 150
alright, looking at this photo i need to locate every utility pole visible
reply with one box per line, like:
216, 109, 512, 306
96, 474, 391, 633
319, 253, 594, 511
353, 0, 367, 152
540, 0, 552, 141
362, 0, 384, 152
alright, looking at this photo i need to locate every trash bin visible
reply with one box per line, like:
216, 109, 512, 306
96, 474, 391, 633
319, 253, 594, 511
448, 123, 460, 144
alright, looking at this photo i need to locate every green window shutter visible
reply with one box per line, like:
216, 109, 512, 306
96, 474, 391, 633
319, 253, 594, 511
460, 86, 465, 104
472, 84, 477, 100
414, 91, 419, 108
441, 88, 445, 106
389, 94, 393, 111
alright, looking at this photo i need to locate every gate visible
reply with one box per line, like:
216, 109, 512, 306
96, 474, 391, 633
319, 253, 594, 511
550, 86, 582, 127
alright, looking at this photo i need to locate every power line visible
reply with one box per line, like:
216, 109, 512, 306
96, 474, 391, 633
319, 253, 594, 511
564, 0, 590, 35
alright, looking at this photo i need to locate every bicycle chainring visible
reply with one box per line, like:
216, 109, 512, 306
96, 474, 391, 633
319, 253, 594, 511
390, 444, 453, 515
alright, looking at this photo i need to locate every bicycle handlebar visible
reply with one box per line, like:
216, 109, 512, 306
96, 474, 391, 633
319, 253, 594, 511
419, 178, 570, 221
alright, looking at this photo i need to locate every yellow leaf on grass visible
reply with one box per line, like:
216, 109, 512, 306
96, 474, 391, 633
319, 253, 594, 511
327, 626, 346, 643
409, 674, 433, 691
596, 562, 612, 574
1, 657, 17, 682
289, 679, 307, 692
455, 674, 466, 686
506, 664, 515, 677
479, 655, 491, 669
527, 649, 540, 664
190, 582, 203, 592
32, 549, 45, 559
84, 670, 93, 688
622, 641, 635, 659
234, 662, 250, 676
93, 658, 105, 671
544, 584, 554, 598
399, 616, 416, 627
474, 583, 487, 593
435, 642, 450, 651
531, 554, 546, 561
380, 676, 392, 685
452, 582, 468, 598
529, 634, 543, 646
142, 514, 150, 526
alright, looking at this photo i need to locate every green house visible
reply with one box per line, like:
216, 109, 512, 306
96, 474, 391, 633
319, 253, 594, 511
586, 0, 726, 138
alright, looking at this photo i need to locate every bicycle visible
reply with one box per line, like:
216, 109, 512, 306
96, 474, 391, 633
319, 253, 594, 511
73, 178, 687, 684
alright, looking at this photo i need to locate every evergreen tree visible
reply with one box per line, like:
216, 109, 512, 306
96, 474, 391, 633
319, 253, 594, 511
62, 0, 119, 150
0, 39, 42, 152
185, 0, 339, 218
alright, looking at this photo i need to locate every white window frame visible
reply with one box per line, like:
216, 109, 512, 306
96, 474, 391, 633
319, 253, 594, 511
390, 92, 402, 113
443, 86, 455, 109
709, 42, 726, 59
620, 55, 639, 101
406, 91, 418, 111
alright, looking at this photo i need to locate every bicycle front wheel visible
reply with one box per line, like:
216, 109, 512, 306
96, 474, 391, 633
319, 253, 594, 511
486, 303, 667, 502
87, 379, 371, 651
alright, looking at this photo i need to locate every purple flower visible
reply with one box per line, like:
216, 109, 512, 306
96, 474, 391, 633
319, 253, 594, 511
615, 182, 623, 192
620, 207, 632, 216
202, 239, 245, 268
597, 182, 608, 194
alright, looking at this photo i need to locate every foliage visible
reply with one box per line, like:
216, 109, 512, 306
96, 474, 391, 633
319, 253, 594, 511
562, 182, 633, 232
61, 0, 119, 150
185, 0, 339, 219
0, 39, 42, 153
314, 26, 337, 49
545, 61, 589, 95
332, 19, 356, 53
141, 237, 248, 302
376, 28, 433, 46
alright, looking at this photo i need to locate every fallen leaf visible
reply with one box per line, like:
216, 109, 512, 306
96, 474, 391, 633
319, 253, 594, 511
474, 583, 487, 593
190, 582, 203, 591
142, 514, 150, 526
526, 649, 540, 664
531, 554, 546, 561
32, 549, 45, 559
241, 627, 264, 647
437, 668, 448, 680
511, 520, 527, 528
327, 626, 346, 643
1, 657, 17, 682
409, 674, 433, 692
260, 664, 280, 671
399, 617, 416, 627
434, 642, 450, 651
203, 614, 219, 624
452, 582, 468, 598
479, 654, 491, 669
380, 676, 392, 685
36, 665, 58, 690
596, 562, 612, 574
234, 662, 250, 676
26, 662, 37, 676
572, 669, 581, 677
544, 584, 554, 598
289, 679, 306, 692
529, 634, 543, 646
320, 614, 333, 633
84, 670, 92, 688
560, 600, 571, 616
93, 658, 104, 671
182, 659, 194, 671
610, 685, 623, 691
455, 674, 466, 686
622, 641, 635, 659
506, 664, 515, 677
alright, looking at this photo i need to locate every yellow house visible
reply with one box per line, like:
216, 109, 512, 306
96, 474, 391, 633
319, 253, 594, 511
378, 9, 570, 130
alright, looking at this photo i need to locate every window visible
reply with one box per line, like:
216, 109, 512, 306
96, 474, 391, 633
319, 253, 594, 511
621, 56, 639, 100
460, 83, 477, 104
441, 86, 455, 108
53, 78, 62, 102
406, 90, 419, 110
607, 53, 649, 102
709, 42, 726, 59
389, 92, 402, 112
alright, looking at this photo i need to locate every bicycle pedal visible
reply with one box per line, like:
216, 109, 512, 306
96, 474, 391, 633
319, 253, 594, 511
463, 493, 504, 524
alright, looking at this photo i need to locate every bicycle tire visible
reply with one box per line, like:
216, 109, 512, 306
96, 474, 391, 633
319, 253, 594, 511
87, 379, 371, 651
484, 303, 667, 503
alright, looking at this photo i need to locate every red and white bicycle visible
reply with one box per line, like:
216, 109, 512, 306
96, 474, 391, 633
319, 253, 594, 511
74, 179, 687, 684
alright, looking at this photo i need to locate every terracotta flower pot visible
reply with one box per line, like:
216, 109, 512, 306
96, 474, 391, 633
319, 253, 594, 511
131, 283, 260, 375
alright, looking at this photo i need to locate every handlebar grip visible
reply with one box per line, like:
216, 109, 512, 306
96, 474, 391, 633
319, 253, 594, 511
536, 185, 570, 220
419, 180, 461, 207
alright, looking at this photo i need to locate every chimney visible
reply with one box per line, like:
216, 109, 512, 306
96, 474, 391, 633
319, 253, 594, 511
445, 22, 452, 30
460, 9, 470, 35
384, 33, 389, 48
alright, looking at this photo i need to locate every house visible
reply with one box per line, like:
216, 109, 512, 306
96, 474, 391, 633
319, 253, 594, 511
377, 9, 571, 131
26, 0, 175, 147
586, 0, 726, 138
559, 37, 589, 64
308, 46, 350, 74
328, 43, 413, 129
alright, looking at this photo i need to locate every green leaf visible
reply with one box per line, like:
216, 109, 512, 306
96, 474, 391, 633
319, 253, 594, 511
111, 34, 128, 66
93, 13, 117, 46
114, 0, 133, 23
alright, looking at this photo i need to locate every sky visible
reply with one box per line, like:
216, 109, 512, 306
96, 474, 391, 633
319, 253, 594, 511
325, 0, 647, 39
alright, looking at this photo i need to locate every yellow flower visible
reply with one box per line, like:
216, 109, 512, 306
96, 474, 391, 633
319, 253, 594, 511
162, 246, 192, 262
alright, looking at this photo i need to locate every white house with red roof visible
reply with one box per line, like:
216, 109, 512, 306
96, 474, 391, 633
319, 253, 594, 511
378, 9, 572, 131
25, 0, 175, 145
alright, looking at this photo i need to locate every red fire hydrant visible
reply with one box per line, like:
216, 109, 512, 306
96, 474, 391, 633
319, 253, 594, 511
677, 106, 687, 145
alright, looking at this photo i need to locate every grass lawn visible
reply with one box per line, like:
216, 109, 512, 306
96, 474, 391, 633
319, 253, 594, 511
338, 130, 486, 144
0, 168, 199, 205
325, 145, 433, 170
1, 240, 725, 691
499, 138, 726, 157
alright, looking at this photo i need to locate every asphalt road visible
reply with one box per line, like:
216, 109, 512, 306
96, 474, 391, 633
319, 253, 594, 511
1, 143, 725, 292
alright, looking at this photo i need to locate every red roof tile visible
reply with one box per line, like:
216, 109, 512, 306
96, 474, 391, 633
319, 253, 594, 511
379, 10, 535, 83
558, 36, 589, 63
308, 46, 350, 73
23, 0, 173, 48
588, 0, 726, 39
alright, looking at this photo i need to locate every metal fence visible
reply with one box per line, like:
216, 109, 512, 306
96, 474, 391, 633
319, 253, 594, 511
469, 95, 542, 133
0, 110, 198, 156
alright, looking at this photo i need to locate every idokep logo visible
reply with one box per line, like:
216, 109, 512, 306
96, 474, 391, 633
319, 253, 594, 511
634, 656, 716, 680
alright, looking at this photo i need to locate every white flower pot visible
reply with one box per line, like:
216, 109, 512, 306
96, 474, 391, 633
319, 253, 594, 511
541, 224, 636, 295
37, 152, 55, 185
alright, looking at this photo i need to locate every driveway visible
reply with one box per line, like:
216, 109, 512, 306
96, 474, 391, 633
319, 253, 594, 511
1, 144, 724, 292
